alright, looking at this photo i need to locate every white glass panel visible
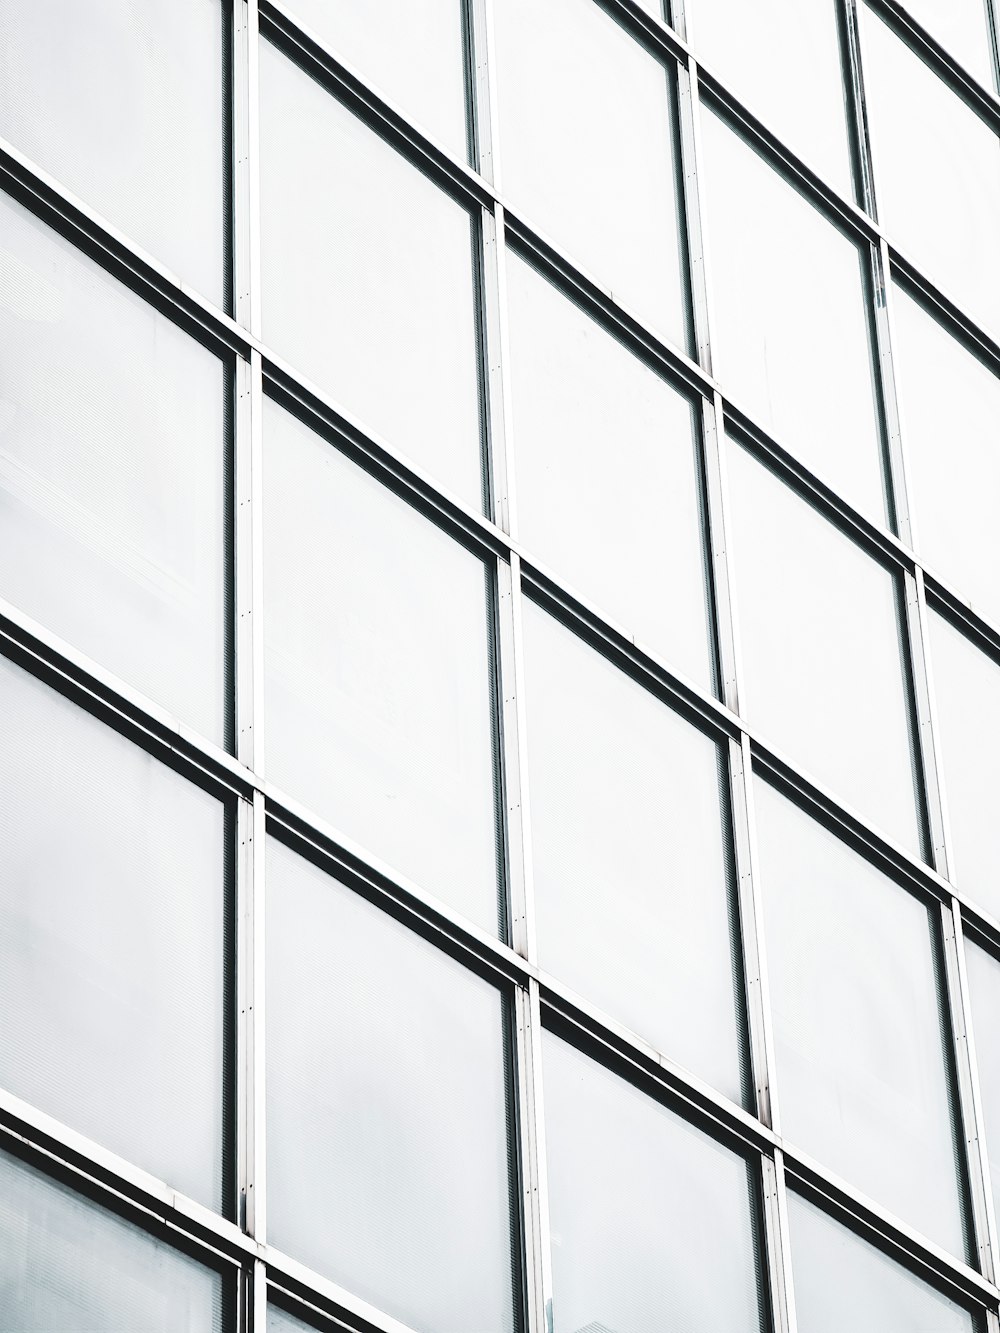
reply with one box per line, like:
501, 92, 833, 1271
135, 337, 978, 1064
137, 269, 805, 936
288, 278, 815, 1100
789, 1191, 978, 1333
861, 4, 1000, 338
263, 398, 500, 935
892, 283, 1000, 625
543, 1033, 765, 1333
0, 190, 227, 744
727, 441, 922, 853
692, 0, 854, 197
701, 110, 886, 522
494, 0, 690, 349
523, 602, 746, 1104
0, 0, 225, 304
260, 40, 483, 509
756, 780, 968, 1257
267, 837, 517, 1333
284, 0, 469, 159
506, 252, 714, 687
928, 610, 1000, 920
0, 656, 227, 1212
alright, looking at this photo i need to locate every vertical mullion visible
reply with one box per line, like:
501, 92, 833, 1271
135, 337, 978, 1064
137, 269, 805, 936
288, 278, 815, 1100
235, 5, 265, 1326
954, 904, 1000, 1281
764, 1151, 799, 1333
470, 2, 548, 1329
674, 35, 790, 1333
839, 0, 880, 222
941, 897, 998, 1281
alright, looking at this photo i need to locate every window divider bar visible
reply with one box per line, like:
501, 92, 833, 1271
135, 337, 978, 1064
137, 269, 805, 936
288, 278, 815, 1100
764, 1150, 799, 1333
952, 901, 1000, 1283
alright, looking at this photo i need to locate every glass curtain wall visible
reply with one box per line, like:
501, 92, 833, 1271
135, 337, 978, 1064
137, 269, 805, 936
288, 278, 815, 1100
1, 0, 1000, 1330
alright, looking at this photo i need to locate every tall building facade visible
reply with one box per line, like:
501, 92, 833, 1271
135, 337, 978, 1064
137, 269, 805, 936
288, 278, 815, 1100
1, 0, 1000, 1329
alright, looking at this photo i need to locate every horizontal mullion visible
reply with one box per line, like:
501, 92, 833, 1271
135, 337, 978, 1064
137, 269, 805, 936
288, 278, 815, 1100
865, 0, 1000, 128
541, 989, 999, 1318
0, 1089, 253, 1271
264, 1255, 421, 1333
259, 0, 494, 213
786, 1147, 998, 1312
0, 136, 251, 361
0, 595, 253, 801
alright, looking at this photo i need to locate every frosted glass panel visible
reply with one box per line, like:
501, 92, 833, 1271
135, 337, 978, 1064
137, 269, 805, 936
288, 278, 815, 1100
0, 0, 226, 303
0, 656, 228, 1212
263, 399, 500, 933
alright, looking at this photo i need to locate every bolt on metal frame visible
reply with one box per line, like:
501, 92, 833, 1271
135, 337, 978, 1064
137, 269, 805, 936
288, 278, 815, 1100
3, 0, 1000, 1328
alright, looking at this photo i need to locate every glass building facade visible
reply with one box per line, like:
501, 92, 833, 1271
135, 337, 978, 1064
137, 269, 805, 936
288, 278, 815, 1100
2, 0, 1000, 1330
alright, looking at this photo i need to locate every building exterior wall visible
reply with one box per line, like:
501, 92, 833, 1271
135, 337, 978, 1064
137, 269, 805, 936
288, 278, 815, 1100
1, 0, 1000, 1330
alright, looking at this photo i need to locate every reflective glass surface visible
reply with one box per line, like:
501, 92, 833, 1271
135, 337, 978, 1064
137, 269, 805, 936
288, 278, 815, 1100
0, 190, 228, 744
260, 40, 483, 509
523, 601, 746, 1104
543, 1033, 765, 1333
0, 0, 226, 305
266, 837, 517, 1333
701, 111, 886, 522
964, 940, 1000, 1234
861, 4, 1000, 338
892, 282, 1000, 626
927, 610, 1000, 921
0, 656, 227, 1212
283, 0, 469, 159
0, 1149, 227, 1330
505, 252, 714, 687
755, 779, 968, 1256
894, 0, 996, 89
493, 0, 689, 349
727, 441, 922, 853
788, 1190, 978, 1333
692, 0, 854, 197
263, 399, 500, 933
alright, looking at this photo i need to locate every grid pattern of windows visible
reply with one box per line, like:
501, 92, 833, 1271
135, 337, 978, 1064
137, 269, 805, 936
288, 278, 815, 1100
3, 1, 1000, 1330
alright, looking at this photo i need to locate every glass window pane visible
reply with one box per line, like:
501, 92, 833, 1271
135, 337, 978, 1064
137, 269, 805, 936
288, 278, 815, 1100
861, 4, 1000, 339
0, 1150, 227, 1331
965, 940, 1000, 1233
788, 1191, 979, 1333
755, 779, 968, 1257
282, 0, 469, 160
505, 253, 714, 687
0, 190, 227, 745
727, 441, 922, 853
262, 398, 500, 933
692, 0, 854, 197
927, 610, 1000, 920
268, 1308, 316, 1333
895, 0, 995, 89
0, 0, 225, 305
523, 601, 746, 1105
260, 41, 483, 509
892, 283, 1000, 625
493, 0, 689, 349
266, 837, 517, 1333
701, 112, 886, 522
0, 656, 227, 1212
542, 1032, 765, 1333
